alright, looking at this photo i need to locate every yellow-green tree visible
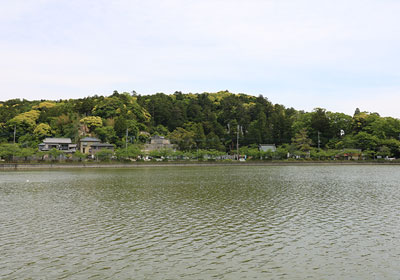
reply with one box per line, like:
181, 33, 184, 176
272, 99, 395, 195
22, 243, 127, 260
33, 123, 52, 138
32, 101, 56, 110
80, 116, 103, 131
7, 110, 40, 131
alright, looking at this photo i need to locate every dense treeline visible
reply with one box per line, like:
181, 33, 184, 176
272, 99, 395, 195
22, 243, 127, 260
1, 90, 400, 160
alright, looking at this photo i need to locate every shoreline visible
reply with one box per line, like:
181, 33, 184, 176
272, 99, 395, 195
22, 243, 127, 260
1, 161, 400, 170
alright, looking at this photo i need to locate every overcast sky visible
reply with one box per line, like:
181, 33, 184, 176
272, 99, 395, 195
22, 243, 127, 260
1, 0, 400, 117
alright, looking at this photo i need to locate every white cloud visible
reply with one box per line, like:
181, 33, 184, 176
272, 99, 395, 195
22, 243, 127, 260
1, 0, 400, 117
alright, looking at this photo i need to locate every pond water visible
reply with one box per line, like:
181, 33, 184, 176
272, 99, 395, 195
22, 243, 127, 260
1, 165, 400, 279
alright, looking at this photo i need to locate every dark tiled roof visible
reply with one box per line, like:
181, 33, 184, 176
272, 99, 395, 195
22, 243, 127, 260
43, 138, 72, 144
91, 143, 114, 147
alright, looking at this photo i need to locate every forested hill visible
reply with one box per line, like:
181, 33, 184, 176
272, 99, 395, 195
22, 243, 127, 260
1, 90, 400, 157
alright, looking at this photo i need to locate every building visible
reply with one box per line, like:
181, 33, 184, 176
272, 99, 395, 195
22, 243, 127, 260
259, 144, 277, 152
79, 137, 100, 154
89, 143, 115, 154
38, 138, 77, 153
335, 149, 362, 160
79, 137, 114, 155
143, 135, 175, 152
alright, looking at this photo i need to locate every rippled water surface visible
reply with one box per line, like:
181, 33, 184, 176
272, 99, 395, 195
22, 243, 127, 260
1, 165, 400, 279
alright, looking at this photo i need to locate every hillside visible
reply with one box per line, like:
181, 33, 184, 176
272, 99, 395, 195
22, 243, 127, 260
1, 90, 400, 159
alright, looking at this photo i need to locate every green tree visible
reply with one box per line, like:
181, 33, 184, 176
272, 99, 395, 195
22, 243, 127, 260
206, 132, 225, 151
327, 112, 352, 136
292, 128, 312, 152
169, 127, 195, 151
18, 147, 36, 161
354, 132, 379, 151
116, 144, 142, 160
310, 108, 331, 148
185, 122, 206, 149
0, 143, 21, 162
149, 148, 173, 160
114, 117, 139, 141
95, 149, 114, 161
152, 124, 169, 136
6, 110, 41, 141
275, 145, 289, 159
94, 126, 117, 143
379, 138, 400, 158
92, 97, 124, 119
352, 112, 369, 133
73, 150, 86, 161
377, 145, 392, 158
48, 148, 63, 161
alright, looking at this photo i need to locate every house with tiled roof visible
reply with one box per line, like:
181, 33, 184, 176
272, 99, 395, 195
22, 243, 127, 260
79, 137, 114, 155
38, 138, 77, 153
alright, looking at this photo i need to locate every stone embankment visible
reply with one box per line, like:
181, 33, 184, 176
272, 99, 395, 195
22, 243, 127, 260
1, 161, 400, 170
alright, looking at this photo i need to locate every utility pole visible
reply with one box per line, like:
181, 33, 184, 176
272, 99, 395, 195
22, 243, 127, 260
125, 128, 128, 150
236, 125, 240, 160
13, 125, 16, 144
317, 131, 321, 151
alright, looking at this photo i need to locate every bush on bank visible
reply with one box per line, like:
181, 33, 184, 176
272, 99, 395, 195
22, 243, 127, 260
1, 142, 398, 163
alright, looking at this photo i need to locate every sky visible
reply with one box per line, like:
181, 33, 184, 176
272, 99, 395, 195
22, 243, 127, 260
1, 0, 400, 117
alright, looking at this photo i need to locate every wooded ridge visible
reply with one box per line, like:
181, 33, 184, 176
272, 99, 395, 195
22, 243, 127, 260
1, 90, 399, 160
